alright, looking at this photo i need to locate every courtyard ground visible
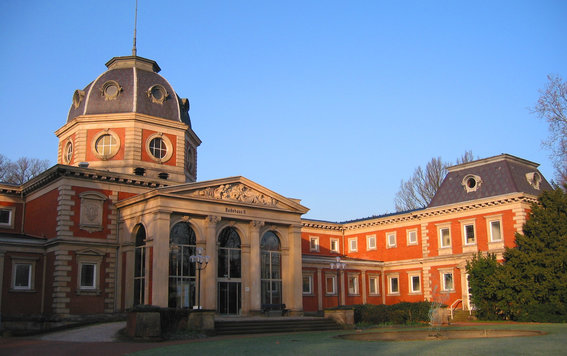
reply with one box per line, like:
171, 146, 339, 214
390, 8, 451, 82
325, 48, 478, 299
1, 322, 566, 356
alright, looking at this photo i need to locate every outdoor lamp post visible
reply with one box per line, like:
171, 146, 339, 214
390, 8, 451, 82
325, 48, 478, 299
189, 247, 209, 310
330, 256, 346, 307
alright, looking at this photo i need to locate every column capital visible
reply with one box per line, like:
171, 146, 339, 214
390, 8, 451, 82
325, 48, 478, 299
205, 215, 221, 226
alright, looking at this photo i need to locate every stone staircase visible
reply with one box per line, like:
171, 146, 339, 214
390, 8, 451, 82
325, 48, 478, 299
451, 309, 477, 322
214, 317, 341, 335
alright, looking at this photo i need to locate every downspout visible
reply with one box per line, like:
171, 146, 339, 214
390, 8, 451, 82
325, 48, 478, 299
114, 204, 120, 313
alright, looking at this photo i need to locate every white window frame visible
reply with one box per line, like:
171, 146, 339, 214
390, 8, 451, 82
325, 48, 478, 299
330, 238, 340, 253
388, 274, 400, 295
386, 232, 397, 248
76, 251, 103, 294
309, 236, 320, 252
79, 262, 97, 290
366, 234, 377, 250
348, 237, 358, 252
0, 207, 15, 228
12, 262, 33, 290
407, 229, 418, 246
441, 270, 455, 292
460, 220, 476, 245
325, 274, 337, 295
302, 273, 313, 295
368, 275, 380, 296
438, 225, 452, 248
408, 272, 421, 294
488, 219, 503, 242
348, 274, 359, 295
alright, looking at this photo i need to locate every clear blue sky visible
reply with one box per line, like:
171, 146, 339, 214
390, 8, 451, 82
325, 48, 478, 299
1, 1, 565, 222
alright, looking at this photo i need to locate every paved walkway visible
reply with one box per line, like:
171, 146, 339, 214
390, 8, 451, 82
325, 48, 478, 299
0, 321, 185, 356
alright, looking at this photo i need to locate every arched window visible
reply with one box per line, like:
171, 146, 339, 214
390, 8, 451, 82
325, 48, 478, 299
217, 227, 241, 314
169, 222, 197, 308
133, 224, 146, 306
261, 231, 282, 305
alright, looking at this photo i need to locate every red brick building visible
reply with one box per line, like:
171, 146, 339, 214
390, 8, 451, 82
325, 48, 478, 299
0, 53, 551, 331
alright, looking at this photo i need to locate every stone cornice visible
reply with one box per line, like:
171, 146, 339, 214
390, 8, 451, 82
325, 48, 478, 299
20, 164, 168, 197
302, 193, 538, 232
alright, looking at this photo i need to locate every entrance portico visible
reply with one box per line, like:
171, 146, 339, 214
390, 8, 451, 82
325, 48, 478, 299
117, 176, 308, 315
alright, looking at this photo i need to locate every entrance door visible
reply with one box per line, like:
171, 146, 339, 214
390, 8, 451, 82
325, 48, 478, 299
218, 281, 241, 314
217, 227, 242, 314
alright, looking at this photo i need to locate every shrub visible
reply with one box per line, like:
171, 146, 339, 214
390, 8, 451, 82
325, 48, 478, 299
352, 301, 434, 325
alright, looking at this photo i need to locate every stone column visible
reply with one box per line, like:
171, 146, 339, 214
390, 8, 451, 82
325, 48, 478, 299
282, 224, 303, 315
247, 220, 264, 313
202, 215, 220, 310
361, 270, 367, 304
316, 267, 323, 311
149, 211, 170, 307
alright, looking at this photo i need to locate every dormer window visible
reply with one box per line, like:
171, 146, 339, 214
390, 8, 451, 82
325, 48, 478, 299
147, 84, 168, 104
101, 80, 122, 101
526, 172, 542, 190
462, 174, 482, 193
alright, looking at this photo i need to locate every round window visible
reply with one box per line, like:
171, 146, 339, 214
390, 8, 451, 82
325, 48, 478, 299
101, 80, 122, 101
145, 133, 173, 163
467, 177, 476, 189
95, 134, 117, 156
64, 141, 73, 164
149, 137, 167, 159
147, 85, 168, 104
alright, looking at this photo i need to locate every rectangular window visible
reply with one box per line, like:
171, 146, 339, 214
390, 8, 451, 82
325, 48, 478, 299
348, 275, 359, 295
0, 208, 13, 227
368, 275, 379, 295
80, 263, 96, 289
330, 238, 340, 253
410, 274, 421, 293
13, 263, 32, 290
439, 227, 451, 248
367, 235, 376, 250
387, 232, 397, 248
464, 224, 476, 245
490, 220, 502, 241
348, 238, 358, 252
388, 275, 399, 294
309, 236, 319, 252
325, 275, 336, 295
442, 272, 454, 291
407, 230, 418, 245
302, 274, 313, 295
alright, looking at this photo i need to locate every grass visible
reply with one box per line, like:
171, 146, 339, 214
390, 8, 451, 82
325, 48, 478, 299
129, 323, 567, 356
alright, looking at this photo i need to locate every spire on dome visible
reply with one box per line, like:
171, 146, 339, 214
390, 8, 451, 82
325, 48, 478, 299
132, 0, 138, 56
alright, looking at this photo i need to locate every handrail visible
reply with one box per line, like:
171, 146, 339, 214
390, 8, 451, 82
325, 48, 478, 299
449, 299, 463, 319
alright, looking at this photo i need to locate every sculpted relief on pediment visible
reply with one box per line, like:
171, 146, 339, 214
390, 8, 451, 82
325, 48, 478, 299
191, 183, 280, 207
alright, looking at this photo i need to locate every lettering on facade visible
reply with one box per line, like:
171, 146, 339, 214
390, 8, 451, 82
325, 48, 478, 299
225, 207, 246, 215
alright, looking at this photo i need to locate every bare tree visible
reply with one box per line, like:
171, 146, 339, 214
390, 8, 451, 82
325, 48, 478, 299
0, 154, 9, 183
394, 151, 476, 212
531, 74, 567, 185
0, 156, 50, 185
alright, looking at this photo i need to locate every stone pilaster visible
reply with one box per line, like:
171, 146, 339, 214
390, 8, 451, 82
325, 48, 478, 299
203, 215, 220, 310
56, 185, 75, 238
52, 250, 72, 316
247, 220, 264, 313
422, 266, 432, 301
104, 252, 116, 313
149, 211, 171, 307
421, 223, 429, 258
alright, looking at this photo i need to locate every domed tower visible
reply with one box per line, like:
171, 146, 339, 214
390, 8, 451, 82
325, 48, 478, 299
55, 55, 201, 183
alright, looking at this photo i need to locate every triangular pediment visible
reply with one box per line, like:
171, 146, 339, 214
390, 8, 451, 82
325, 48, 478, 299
155, 176, 309, 214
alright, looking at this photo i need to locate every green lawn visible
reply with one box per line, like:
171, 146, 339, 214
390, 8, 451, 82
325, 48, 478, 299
130, 323, 567, 356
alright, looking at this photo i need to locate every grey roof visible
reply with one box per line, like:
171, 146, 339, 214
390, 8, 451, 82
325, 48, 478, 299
67, 56, 191, 126
428, 154, 552, 208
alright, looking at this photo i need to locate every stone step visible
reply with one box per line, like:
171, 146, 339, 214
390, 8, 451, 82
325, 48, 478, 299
215, 318, 341, 335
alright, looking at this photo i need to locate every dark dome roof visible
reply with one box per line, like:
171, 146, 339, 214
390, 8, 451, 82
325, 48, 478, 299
67, 56, 191, 126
